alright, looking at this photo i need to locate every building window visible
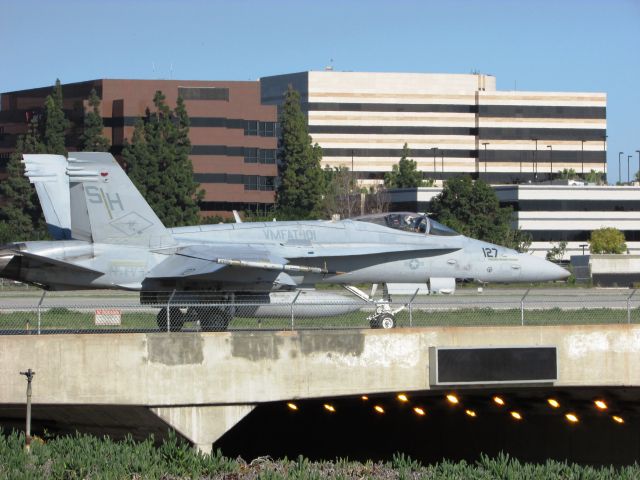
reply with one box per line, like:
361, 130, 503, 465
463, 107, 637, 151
244, 176, 275, 191
244, 176, 258, 191
244, 121, 258, 136
259, 176, 275, 191
244, 148, 258, 163
178, 87, 229, 101
259, 149, 276, 164
259, 121, 276, 137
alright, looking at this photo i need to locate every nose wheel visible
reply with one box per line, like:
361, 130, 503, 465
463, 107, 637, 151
343, 284, 409, 329
370, 313, 396, 329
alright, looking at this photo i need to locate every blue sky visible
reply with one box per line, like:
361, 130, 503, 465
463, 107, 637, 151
2, 0, 639, 182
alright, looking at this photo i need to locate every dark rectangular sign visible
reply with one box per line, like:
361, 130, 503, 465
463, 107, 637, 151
430, 347, 557, 385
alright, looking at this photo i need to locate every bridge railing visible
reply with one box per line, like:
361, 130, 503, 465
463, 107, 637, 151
0, 289, 639, 334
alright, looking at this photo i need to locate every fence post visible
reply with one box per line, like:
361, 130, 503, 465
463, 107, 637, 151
520, 288, 530, 326
627, 289, 637, 324
408, 288, 420, 328
167, 289, 176, 333
36, 290, 46, 335
290, 290, 301, 330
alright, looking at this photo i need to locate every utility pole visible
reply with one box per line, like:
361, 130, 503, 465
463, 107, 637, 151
20, 369, 35, 452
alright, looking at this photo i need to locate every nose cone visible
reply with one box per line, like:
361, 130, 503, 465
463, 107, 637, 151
519, 254, 570, 282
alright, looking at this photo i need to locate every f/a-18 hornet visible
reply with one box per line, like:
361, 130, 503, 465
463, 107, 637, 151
0, 153, 568, 330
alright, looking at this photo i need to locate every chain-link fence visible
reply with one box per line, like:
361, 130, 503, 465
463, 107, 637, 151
0, 289, 638, 335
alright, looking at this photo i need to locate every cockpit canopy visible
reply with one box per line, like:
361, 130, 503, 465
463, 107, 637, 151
354, 212, 459, 236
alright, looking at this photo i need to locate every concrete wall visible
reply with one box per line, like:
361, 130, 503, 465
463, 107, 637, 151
2, 325, 640, 407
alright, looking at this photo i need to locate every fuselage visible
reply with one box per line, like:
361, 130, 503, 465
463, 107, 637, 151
0, 218, 568, 292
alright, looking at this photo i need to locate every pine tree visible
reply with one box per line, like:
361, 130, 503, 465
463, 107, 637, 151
276, 86, 324, 218
384, 143, 423, 188
123, 91, 202, 227
80, 88, 110, 151
42, 79, 69, 155
0, 118, 47, 242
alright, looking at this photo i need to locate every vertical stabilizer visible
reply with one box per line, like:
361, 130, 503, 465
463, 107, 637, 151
67, 152, 176, 248
22, 154, 71, 239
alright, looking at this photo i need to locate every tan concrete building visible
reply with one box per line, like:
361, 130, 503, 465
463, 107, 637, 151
261, 71, 607, 184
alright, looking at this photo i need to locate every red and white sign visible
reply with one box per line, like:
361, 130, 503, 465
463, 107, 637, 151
94, 309, 122, 326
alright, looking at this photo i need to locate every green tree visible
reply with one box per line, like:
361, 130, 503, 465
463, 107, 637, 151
586, 169, 606, 184
319, 166, 361, 219
590, 227, 626, 254
124, 91, 202, 227
429, 175, 516, 247
42, 79, 69, 155
0, 117, 47, 242
80, 88, 110, 151
546, 241, 568, 261
559, 168, 578, 180
384, 143, 423, 188
276, 86, 324, 218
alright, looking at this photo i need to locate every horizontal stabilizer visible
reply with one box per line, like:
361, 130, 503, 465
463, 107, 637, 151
18, 250, 102, 274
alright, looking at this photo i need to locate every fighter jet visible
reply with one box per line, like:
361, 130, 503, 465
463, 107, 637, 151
0, 152, 569, 330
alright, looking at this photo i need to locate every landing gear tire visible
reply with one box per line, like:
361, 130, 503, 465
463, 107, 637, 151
156, 307, 185, 332
370, 314, 396, 329
196, 307, 232, 332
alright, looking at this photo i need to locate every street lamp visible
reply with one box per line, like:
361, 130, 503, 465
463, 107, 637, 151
547, 145, 553, 181
533, 138, 538, 181
628, 155, 632, 184
482, 142, 490, 175
579, 244, 588, 255
432, 147, 437, 173
636, 150, 640, 183
619, 152, 624, 184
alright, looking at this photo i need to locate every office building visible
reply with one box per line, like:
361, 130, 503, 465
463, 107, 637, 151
260, 71, 607, 184
0, 79, 278, 217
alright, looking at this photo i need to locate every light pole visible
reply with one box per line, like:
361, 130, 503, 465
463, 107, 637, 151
619, 152, 624, 184
603, 135, 608, 181
636, 150, 640, 183
581, 140, 585, 176
482, 142, 490, 175
628, 155, 632, 184
533, 138, 538, 181
432, 147, 437, 174
547, 145, 553, 181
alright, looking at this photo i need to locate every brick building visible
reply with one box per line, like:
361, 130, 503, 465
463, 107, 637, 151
0, 79, 278, 217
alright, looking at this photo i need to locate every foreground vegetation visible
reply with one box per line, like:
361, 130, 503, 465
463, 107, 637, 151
1, 430, 638, 479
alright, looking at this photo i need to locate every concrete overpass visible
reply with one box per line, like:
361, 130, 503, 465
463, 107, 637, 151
1, 324, 639, 453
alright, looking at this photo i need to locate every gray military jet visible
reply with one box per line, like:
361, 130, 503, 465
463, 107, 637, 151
0, 153, 568, 330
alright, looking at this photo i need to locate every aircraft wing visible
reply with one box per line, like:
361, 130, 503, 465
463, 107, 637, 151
147, 245, 331, 279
